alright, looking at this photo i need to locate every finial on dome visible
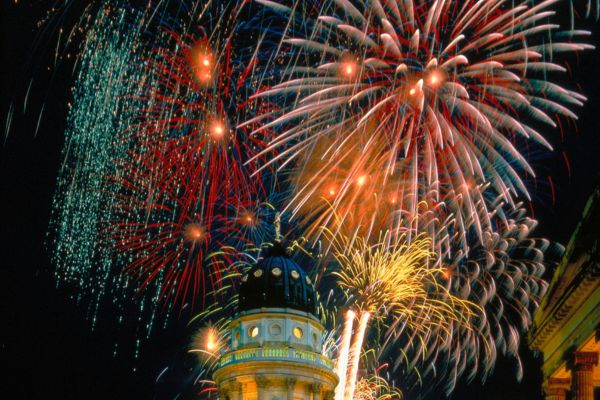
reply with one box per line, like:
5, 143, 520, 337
274, 212, 282, 242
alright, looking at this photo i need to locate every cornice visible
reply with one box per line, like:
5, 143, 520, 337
530, 186, 600, 350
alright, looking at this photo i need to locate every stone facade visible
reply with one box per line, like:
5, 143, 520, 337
529, 187, 600, 400
213, 308, 338, 400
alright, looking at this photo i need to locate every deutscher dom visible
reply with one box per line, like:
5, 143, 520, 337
213, 240, 338, 399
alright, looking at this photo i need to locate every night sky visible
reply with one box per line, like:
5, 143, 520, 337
2, 2, 600, 399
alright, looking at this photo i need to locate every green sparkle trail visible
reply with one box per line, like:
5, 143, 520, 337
49, 5, 169, 353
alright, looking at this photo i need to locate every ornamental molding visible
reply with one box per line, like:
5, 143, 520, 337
255, 374, 270, 388
530, 261, 598, 349
569, 351, 599, 371
530, 187, 600, 351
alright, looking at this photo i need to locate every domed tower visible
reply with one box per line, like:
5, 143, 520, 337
213, 241, 338, 399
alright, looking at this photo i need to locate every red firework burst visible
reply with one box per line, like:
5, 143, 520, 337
104, 25, 275, 307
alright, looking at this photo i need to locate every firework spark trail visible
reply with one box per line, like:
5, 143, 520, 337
335, 309, 355, 400
104, 154, 237, 308
48, 1, 283, 359
415, 203, 561, 394
579, 0, 600, 20
101, 1, 288, 307
49, 5, 171, 334
360, 201, 560, 396
70, 0, 283, 310
248, 0, 592, 253
290, 135, 406, 243
346, 310, 371, 400
326, 228, 476, 395
353, 371, 404, 400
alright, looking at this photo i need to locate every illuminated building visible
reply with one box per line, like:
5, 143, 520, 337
213, 241, 338, 399
530, 187, 600, 400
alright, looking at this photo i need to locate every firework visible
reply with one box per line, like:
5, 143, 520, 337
190, 323, 224, 360
249, 0, 592, 249
346, 310, 372, 399
410, 203, 560, 394
48, 5, 167, 334
102, 1, 283, 307
104, 153, 237, 307
329, 231, 473, 321
353, 373, 403, 400
121, 27, 269, 198
290, 135, 405, 242
335, 309, 355, 400
48, 1, 281, 358
580, 0, 600, 20
327, 229, 475, 397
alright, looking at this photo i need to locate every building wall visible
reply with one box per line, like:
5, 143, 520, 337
529, 186, 600, 400
214, 308, 338, 400
231, 308, 324, 352
218, 371, 335, 400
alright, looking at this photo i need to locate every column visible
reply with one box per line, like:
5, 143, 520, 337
309, 382, 323, 400
285, 378, 296, 400
230, 381, 243, 400
256, 375, 269, 399
218, 387, 230, 400
569, 352, 598, 400
544, 377, 570, 400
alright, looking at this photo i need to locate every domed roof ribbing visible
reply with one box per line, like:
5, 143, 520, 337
238, 241, 317, 316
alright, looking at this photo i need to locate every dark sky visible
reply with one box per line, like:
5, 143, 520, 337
1, 1, 599, 400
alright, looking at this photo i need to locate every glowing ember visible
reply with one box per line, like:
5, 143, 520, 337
428, 70, 443, 87
340, 60, 358, 79
356, 175, 367, 187
184, 223, 206, 243
209, 119, 227, 140
206, 331, 217, 351
192, 45, 215, 85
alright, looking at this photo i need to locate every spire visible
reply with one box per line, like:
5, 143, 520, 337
274, 212, 282, 242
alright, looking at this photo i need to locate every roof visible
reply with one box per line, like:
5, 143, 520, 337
238, 241, 318, 316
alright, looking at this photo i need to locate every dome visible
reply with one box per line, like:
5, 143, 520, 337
238, 241, 317, 316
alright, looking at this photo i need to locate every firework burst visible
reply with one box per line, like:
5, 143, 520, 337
329, 229, 475, 344
354, 373, 403, 400
49, 5, 163, 331
326, 228, 476, 397
249, 0, 592, 249
104, 2, 280, 307
413, 203, 560, 394
290, 135, 403, 241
